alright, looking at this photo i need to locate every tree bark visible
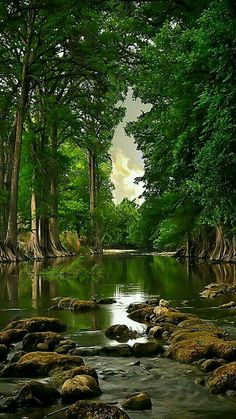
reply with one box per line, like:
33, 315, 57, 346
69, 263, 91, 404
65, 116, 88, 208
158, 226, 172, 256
4, 9, 36, 258
88, 150, 103, 254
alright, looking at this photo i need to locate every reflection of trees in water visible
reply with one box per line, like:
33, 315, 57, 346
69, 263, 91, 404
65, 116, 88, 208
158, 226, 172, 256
0, 264, 19, 305
192, 262, 236, 285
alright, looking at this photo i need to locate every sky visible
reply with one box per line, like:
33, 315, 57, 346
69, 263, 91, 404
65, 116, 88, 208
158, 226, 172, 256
111, 90, 150, 205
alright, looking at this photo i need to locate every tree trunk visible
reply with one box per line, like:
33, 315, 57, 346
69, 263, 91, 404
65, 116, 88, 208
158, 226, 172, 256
209, 225, 227, 261
4, 10, 36, 259
49, 121, 70, 256
28, 191, 44, 259
88, 151, 103, 254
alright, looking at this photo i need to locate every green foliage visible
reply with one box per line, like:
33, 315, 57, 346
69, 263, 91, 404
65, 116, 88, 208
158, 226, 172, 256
127, 0, 236, 250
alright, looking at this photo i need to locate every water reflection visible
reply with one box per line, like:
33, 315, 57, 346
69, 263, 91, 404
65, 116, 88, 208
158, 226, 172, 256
0, 255, 236, 333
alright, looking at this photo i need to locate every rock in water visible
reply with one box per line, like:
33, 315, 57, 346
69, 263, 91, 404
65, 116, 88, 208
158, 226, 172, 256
0, 352, 84, 377
65, 400, 131, 418
61, 374, 102, 402
207, 362, 236, 394
132, 341, 163, 357
22, 331, 62, 351
3, 317, 67, 333
122, 392, 152, 410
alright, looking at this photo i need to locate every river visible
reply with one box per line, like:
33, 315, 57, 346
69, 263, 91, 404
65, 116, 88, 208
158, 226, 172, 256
0, 254, 236, 418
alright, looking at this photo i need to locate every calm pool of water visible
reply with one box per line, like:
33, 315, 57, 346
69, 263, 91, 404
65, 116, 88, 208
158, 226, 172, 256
0, 254, 236, 418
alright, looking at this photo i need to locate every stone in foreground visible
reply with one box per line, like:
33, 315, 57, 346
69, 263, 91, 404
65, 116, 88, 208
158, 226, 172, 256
122, 392, 152, 410
65, 400, 131, 418
0, 351, 84, 377
132, 341, 163, 357
61, 374, 102, 402
207, 362, 236, 394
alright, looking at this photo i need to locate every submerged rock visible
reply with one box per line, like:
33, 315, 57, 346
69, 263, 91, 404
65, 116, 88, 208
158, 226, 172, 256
132, 341, 163, 357
0, 396, 18, 413
22, 331, 62, 352
65, 400, 131, 419
105, 324, 137, 342
57, 297, 99, 312
61, 374, 102, 402
207, 362, 236, 394
3, 317, 67, 333
0, 351, 84, 377
122, 392, 152, 410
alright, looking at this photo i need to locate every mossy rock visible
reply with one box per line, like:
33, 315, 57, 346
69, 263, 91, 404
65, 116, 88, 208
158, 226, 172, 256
132, 341, 164, 357
65, 400, 131, 418
105, 325, 137, 342
58, 298, 98, 312
153, 307, 195, 325
167, 332, 236, 364
61, 374, 102, 402
17, 380, 61, 406
176, 319, 225, 338
127, 307, 154, 324
0, 351, 84, 377
3, 317, 67, 333
22, 331, 63, 352
51, 365, 98, 387
207, 362, 236, 394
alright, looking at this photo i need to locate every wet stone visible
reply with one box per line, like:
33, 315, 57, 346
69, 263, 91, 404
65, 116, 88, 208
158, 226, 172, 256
132, 341, 164, 357
3, 317, 67, 333
61, 374, 102, 402
65, 400, 131, 419
0, 344, 8, 362
207, 362, 236, 394
22, 331, 62, 352
122, 392, 152, 411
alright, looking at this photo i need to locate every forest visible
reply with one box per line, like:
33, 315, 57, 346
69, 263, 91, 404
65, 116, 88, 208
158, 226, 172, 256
0, 0, 235, 262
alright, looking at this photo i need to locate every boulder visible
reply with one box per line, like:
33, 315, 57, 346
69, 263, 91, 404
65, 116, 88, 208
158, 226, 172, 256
3, 317, 67, 333
0, 351, 84, 377
61, 374, 102, 402
132, 341, 163, 357
22, 331, 62, 352
105, 324, 137, 342
176, 319, 225, 338
167, 332, 236, 364
145, 297, 160, 306
127, 307, 154, 324
17, 380, 60, 406
207, 362, 236, 394
153, 306, 193, 325
0, 329, 28, 346
51, 365, 98, 387
0, 344, 8, 362
65, 400, 131, 419
122, 392, 152, 410
159, 299, 170, 308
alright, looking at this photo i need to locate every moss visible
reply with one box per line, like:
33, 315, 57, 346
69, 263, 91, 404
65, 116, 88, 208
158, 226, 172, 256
207, 362, 236, 394
3, 317, 67, 333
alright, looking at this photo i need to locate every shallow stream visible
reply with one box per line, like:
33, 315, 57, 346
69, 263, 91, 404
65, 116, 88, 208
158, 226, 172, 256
0, 254, 236, 418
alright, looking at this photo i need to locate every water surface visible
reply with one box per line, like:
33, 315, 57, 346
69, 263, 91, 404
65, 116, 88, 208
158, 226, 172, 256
0, 254, 236, 418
